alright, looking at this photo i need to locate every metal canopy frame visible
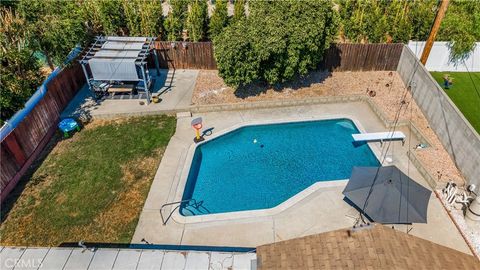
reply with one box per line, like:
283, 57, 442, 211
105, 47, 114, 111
79, 36, 160, 104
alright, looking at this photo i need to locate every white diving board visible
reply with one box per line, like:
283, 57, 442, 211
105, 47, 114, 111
352, 131, 406, 145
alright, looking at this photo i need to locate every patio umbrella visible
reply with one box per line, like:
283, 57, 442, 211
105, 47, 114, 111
342, 166, 431, 224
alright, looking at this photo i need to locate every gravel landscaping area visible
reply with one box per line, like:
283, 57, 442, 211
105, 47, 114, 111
193, 70, 465, 187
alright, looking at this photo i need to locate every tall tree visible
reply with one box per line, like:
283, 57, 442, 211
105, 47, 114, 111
208, 0, 228, 39
214, 0, 338, 87
409, 0, 437, 40
81, 0, 127, 36
338, 0, 388, 43
18, 0, 86, 70
386, 0, 413, 43
0, 0, 17, 9
97, 0, 127, 35
186, 0, 208, 41
164, 0, 189, 41
123, 0, 163, 37
81, 0, 104, 36
337, 0, 437, 43
0, 7, 44, 123
232, 0, 246, 22
438, 0, 480, 62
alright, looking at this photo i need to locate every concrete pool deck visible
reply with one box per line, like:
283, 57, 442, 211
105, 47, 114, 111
61, 69, 198, 120
132, 101, 471, 255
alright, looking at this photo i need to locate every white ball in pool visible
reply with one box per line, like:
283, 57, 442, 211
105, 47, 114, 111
253, 139, 257, 144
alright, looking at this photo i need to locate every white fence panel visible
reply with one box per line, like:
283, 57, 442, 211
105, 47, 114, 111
408, 41, 480, 72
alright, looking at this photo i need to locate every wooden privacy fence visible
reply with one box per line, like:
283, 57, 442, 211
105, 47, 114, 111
0, 64, 85, 203
321, 43, 404, 71
153, 41, 217, 69
151, 42, 403, 72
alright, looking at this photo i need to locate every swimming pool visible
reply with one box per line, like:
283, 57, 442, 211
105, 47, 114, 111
180, 118, 379, 216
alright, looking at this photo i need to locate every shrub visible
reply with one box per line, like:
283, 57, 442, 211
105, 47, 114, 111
213, 19, 260, 87
214, 0, 338, 88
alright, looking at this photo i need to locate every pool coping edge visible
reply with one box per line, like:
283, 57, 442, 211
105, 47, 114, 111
170, 115, 383, 224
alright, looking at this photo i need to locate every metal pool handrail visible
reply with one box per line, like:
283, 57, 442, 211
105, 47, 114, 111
160, 199, 199, 225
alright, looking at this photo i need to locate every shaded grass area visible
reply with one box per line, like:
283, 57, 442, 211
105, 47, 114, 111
0, 115, 176, 246
430, 72, 480, 134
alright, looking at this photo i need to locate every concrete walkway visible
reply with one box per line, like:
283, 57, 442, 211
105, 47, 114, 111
132, 101, 471, 255
0, 246, 256, 270
61, 69, 198, 120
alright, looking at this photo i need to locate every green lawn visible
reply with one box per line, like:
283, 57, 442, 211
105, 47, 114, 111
430, 72, 480, 134
0, 115, 176, 246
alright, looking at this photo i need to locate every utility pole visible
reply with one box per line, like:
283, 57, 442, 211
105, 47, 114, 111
420, 0, 450, 65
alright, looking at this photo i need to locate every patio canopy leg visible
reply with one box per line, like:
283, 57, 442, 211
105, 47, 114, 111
141, 65, 150, 104
153, 49, 161, 76
80, 63, 95, 99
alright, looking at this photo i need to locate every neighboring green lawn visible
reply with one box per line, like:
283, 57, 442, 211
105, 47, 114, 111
0, 115, 176, 246
430, 72, 480, 134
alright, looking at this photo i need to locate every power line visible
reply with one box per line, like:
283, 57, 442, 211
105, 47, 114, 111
358, 84, 413, 224
356, 6, 437, 225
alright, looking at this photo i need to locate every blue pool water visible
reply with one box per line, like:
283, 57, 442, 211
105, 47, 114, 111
180, 119, 380, 216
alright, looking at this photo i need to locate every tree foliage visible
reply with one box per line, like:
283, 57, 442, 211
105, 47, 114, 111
81, 0, 127, 36
0, 7, 44, 123
337, 0, 436, 43
186, 0, 208, 41
208, 0, 229, 39
438, 1, 480, 62
17, 0, 86, 69
232, 0, 246, 22
96, 0, 126, 35
123, 0, 164, 37
214, 0, 338, 88
337, 0, 479, 61
82, 0, 165, 37
214, 20, 259, 87
164, 0, 189, 41
3, 0, 479, 123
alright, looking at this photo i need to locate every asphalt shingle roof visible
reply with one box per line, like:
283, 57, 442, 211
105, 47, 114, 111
257, 224, 479, 270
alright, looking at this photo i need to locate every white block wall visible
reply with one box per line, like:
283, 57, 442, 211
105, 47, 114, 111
408, 41, 480, 72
